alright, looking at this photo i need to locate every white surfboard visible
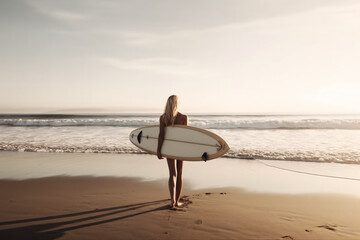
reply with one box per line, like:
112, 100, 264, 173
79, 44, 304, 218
129, 125, 230, 161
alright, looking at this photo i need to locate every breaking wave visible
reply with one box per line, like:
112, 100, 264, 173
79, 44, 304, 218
2, 114, 360, 129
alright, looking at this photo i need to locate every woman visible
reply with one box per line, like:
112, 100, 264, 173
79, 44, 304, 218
157, 95, 188, 208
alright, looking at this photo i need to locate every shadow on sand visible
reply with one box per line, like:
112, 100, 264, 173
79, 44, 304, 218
0, 199, 169, 240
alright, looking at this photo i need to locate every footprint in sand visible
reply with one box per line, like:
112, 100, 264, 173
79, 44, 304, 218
281, 235, 295, 240
179, 196, 192, 207
195, 219, 203, 224
317, 224, 337, 231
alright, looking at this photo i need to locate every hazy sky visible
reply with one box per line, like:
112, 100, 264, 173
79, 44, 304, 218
1, 0, 360, 113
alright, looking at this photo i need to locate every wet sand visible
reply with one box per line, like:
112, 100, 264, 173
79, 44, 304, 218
0, 176, 359, 240
0, 152, 359, 239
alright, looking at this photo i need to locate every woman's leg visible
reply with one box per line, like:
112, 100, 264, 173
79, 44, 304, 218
167, 158, 177, 207
175, 160, 184, 206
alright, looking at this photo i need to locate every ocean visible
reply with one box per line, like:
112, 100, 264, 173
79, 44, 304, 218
1, 114, 360, 164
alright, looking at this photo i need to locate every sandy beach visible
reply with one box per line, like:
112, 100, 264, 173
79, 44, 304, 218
1, 177, 360, 240
0, 152, 359, 240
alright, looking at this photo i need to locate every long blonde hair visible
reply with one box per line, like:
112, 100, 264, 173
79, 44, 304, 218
163, 95, 178, 126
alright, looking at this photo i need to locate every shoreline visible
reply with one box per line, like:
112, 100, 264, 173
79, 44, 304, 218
1, 147, 360, 166
2, 147, 360, 166
0, 176, 359, 240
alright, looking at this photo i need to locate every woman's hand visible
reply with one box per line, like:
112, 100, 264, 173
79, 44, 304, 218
157, 151, 163, 160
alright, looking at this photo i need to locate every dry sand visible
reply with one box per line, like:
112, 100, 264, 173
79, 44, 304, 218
0, 176, 359, 240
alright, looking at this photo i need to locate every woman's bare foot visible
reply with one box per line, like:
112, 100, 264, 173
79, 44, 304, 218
175, 201, 183, 207
170, 199, 176, 208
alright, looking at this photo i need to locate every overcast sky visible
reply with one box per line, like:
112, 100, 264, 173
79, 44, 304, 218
1, 0, 360, 114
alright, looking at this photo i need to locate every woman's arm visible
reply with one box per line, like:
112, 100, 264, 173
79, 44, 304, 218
157, 116, 165, 159
184, 115, 188, 126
